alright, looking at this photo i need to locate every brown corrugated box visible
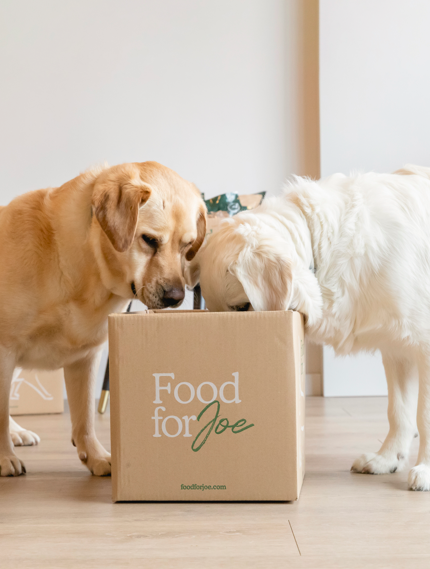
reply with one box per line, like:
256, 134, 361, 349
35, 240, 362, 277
109, 310, 305, 502
9, 368, 64, 416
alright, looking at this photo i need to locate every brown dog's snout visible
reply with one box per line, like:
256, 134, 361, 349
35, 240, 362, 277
162, 285, 185, 307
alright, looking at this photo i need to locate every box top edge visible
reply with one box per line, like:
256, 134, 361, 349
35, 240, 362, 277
108, 309, 302, 319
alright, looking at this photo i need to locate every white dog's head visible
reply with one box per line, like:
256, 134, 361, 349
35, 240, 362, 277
186, 214, 322, 324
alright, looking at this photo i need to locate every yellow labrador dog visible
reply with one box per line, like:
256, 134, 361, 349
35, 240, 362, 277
0, 161, 206, 476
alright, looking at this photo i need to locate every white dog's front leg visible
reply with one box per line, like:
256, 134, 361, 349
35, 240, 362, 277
64, 352, 111, 476
409, 357, 430, 491
9, 416, 40, 447
352, 355, 417, 475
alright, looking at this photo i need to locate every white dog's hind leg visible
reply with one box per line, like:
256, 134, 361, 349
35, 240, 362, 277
408, 357, 430, 491
9, 416, 40, 446
352, 355, 417, 475
0, 351, 26, 476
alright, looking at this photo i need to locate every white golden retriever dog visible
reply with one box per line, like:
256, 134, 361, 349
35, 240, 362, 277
187, 165, 430, 491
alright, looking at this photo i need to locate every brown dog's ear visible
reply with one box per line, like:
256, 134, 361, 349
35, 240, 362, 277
186, 208, 207, 261
92, 178, 151, 252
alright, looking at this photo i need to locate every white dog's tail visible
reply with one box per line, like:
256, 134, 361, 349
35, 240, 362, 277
394, 164, 430, 179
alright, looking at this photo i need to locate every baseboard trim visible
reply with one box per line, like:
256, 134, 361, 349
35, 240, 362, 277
306, 373, 322, 396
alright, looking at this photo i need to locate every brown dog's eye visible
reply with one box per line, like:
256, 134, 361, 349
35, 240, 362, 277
230, 302, 251, 312
142, 234, 158, 249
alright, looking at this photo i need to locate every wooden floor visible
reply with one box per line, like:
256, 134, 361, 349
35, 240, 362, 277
2, 397, 430, 569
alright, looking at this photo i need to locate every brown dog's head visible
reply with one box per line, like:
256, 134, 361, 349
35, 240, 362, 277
91, 161, 206, 309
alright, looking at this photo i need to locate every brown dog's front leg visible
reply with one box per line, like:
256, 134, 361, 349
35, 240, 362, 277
64, 352, 111, 476
0, 347, 26, 476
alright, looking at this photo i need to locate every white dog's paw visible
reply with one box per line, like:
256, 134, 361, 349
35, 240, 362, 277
408, 465, 430, 491
0, 453, 26, 476
351, 451, 405, 474
10, 428, 40, 447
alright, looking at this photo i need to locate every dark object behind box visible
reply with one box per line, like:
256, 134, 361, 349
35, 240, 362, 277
109, 310, 305, 502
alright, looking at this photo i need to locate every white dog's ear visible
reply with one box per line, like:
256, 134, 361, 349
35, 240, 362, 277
231, 247, 294, 311
184, 256, 201, 288
289, 263, 323, 326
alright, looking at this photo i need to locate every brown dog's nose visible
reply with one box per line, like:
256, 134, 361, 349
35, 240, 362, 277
162, 286, 185, 307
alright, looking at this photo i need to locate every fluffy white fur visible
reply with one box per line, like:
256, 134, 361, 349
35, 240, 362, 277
187, 165, 430, 491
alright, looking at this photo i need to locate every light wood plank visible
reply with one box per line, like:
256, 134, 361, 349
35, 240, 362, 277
1, 398, 430, 568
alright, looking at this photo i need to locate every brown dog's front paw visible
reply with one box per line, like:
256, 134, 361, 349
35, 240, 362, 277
86, 454, 111, 476
74, 436, 111, 476
0, 453, 26, 476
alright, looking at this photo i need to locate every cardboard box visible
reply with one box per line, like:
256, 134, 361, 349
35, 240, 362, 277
9, 368, 65, 416
109, 310, 305, 502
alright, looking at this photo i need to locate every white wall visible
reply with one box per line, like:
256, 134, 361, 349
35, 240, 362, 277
0, 0, 318, 203
320, 0, 430, 396
1, 0, 322, 398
